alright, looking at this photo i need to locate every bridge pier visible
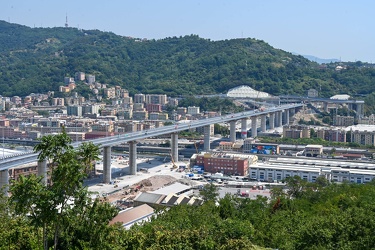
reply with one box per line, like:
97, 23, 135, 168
171, 133, 178, 163
129, 141, 137, 175
284, 109, 290, 125
356, 103, 364, 118
241, 118, 247, 139
260, 115, 267, 132
274, 112, 279, 127
0, 169, 9, 195
290, 108, 296, 117
103, 146, 111, 183
37, 160, 47, 186
269, 113, 275, 130
251, 116, 257, 138
229, 121, 236, 143
276, 111, 283, 127
203, 125, 211, 151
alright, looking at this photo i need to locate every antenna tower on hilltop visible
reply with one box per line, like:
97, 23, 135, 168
65, 14, 69, 28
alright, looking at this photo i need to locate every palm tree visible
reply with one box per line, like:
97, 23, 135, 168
77, 142, 101, 177
34, 127, 73, 165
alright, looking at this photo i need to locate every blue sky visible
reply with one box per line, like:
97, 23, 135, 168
1, 0, 374, 62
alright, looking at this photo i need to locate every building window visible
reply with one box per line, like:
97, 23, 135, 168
259, 172, 265, 180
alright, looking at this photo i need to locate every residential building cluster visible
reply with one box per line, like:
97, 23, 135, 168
0, 73, 221, 141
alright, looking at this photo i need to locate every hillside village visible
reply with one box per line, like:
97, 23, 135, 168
0, 71, 214, 141
1, 70, 375, 150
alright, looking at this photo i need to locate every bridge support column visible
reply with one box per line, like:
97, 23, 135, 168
37, 159, 47, 186
229, 121, 236, 143
278, 111, 283, 127
204, 125, 211, 151
260, 115, 267, 132
171, 133, 178, 163
356, 103, 364, 118
269, 113, 275, 130
103, 146, 111, 183
290, 108, 296, 117
0, 170, 9, 195
274, 112, 279, 127
251, 116, 257, 138
129, 141, 137, 175
323, 102, 329, 112
241, 118, 247, 139
348, 103, 353, 112
285, 109, 290, 125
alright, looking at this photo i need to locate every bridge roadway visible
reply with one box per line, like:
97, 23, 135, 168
0, 103, 302, 173
280, 95, 365, 104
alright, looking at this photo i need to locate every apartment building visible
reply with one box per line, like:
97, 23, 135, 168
134, 94, 146, 104
104, 87, 116, 99
146, 103, 162, 113
195, 124, 214, 136
187, 106, 200, 115
317, 128, 347, 142
283, 125, 310, 139
75, 72, 85, 81
133, 111, 148, 120
67, 105, 82, 117
358, 114, 375, 125
145, 94, 167, 105
334, 115, 354, 126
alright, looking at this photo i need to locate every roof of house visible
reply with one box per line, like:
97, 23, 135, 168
151, 182, 191, 196
109, 204, 154, 226
176, 195, 191, 205
133, 192, 166, 204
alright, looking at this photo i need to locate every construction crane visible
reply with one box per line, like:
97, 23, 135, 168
194, 140, 202, 154
170, 153, 177, 169
194, 141, 199, 154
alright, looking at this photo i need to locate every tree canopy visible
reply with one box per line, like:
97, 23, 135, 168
2, 135, 375, 249
1, 20, 375, 112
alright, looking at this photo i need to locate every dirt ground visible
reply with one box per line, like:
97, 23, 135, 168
292, 109, 317, 125
105, 175, 178, 203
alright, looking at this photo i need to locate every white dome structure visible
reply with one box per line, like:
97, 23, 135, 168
226, 85, 270, 98
330, 94, 350, 100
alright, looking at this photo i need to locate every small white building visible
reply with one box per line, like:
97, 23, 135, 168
187, 106, 200, 115
304, 145, 323, 157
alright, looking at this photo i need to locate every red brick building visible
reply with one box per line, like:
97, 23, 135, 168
193, 152, 257, 176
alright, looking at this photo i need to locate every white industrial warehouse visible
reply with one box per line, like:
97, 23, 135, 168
249, 157, 375, 183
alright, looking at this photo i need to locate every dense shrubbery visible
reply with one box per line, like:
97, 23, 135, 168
2, 133, 375, 249
117, 177, 375, 249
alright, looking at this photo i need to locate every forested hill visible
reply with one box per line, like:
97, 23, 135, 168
1, 20, 375, 103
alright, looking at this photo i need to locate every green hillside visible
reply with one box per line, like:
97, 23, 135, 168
1, 20, 375, 110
